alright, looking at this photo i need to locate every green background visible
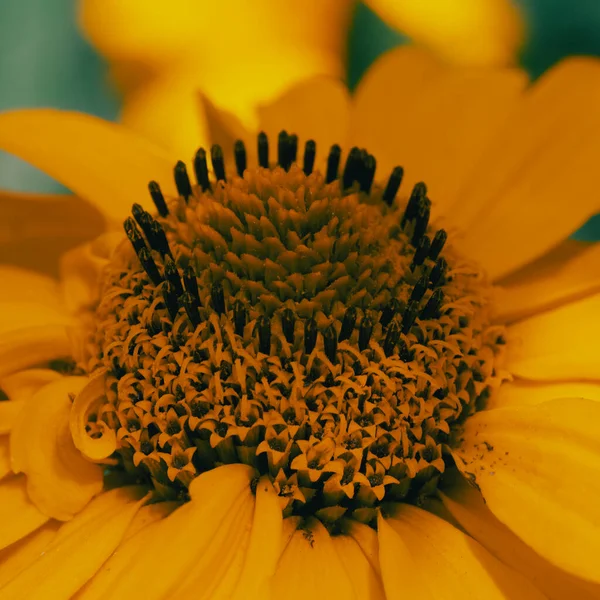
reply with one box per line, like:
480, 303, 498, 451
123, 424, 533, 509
1, 0, 599, 238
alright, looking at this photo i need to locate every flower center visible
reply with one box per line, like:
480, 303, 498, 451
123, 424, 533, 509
86, 132, 505, 526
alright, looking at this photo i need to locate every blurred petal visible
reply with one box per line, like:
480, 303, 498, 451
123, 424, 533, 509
0, 265, 62, 307
0, 369, 63, 404
490, 379, 600, 409
454, 398, 600, 583
494, 240, 600, 323
0, 437, 10, 480
271, 516, 357, 600
0, 487, 146, 599
0, 475, 48, 550
80, 464, 254, 599
0, 109, 176, 221
365, 0, 523, 66
505, 293, 600, 380
440, 475, 600, 599
452, 58, 600, 279
257, 77, 351, 168
0, 191, 105, 277
378, 505, 546, 599
0, 401, 21, 434
9, 377, 104, 520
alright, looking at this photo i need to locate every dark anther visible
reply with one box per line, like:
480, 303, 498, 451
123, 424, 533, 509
304, 318, 318, 354
359, 154, 377, 193
410, 274, 429, 303
401, 182, 427, 227
401, 301, 419, 334
429, 257, 447, 287
421, 289, 444, 319
193, 148, 211, 191
281, 308, 296, 344
323, 325, 338, 363
338, 306, 357, 342
183, 265, 201, 306
132, 205, 158, 247
358, 316, 373, 351
383, 322, 400, 357
233, 300, 246, 336
379, 298, 401, 328
398, 339, 412, 362
182, 291, 201, 327
342, 147, 361, 190
411, 197, 431, 246
382, 167, 404, 206
211, 282, 226, 315
258, 132, 269, 168
148, 181, 169, 216
162, 282, 180, 321
325, 144, 342, 184
137, 247, 162, 285
211, 145, 226, 182
174, 161, 193, 201
278, 130, 294, 171
303, 140, 316, 176
429, 229, 447, 261
257, 316, 271, 354
289, 134, 298, 165
234, 140, 247, 177
124, 218, 146, 254
149, 220, 172, 257
164, 256, 184, 297
411, 235, 431, 270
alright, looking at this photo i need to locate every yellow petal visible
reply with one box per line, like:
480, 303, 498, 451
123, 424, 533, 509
440, 475, 600, 600
80, 464, 254, 599
0, 487, 146, 599
0, 402, 21, 435
0, 475, 48, 550
505, 292, 600, 381
494, 240, 600, 323
9, 377, 104, 520
364, 0, 523, 66
257, 77, 352, 168
0, 521, 61, 589
0, 301, 72, 379
121, 501, 179, 542
271, 516, 357, 600
0, 109, 176, 222
0, 190, 105, 277
331, 533, 386, 600
452, 57, 600, 279
454, 398, 600, 583
60, 232, 123, 314
345, 519, 382, 577
231, 476, 283, 600
0, 436, 10, 480
379, 504, 546, 599
490, 379, 600, 409
0, 368, 63, 403
0, 265, 61, 306
70, 371, 117, 462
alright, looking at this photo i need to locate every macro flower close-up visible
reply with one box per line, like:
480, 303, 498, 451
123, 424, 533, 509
0, 38, 600, 600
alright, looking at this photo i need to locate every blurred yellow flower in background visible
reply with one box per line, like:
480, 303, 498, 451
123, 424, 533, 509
78, 0, 524, 160
0, 45, 599, 598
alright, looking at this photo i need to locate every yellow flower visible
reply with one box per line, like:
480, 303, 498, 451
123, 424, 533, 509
78, 0, 524, 159
0, 47, 600, 598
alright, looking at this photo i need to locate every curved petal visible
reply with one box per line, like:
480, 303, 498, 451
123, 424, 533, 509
257, 77, 352, 169
0, 437, 10, 480
9, 377, 104, 520
505, 292, 600, 381
440, 475, 600, 599
0, 109, 177, 221
490, 379, 600, 409
80, 464, 254, 599
494, 240, 600, 323
0, 301, 73, 379
271, 516, 357, 600
0, 265, 62, 307
0, 368, 63, 404
378, 505, 546, 599
0, 487, 146, 599
364, 0, 523, 66
0, 190, 106, 276
0, 475, 48, 550
352, 50, 527, 215
452, 57, 600, 279
454, 398, 600, 583
0, 401, 22, 435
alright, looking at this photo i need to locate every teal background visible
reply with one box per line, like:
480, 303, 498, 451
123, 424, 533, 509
1, 0, 600, 238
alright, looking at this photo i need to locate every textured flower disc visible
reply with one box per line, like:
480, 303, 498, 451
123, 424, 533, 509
84, 132, 506, 526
